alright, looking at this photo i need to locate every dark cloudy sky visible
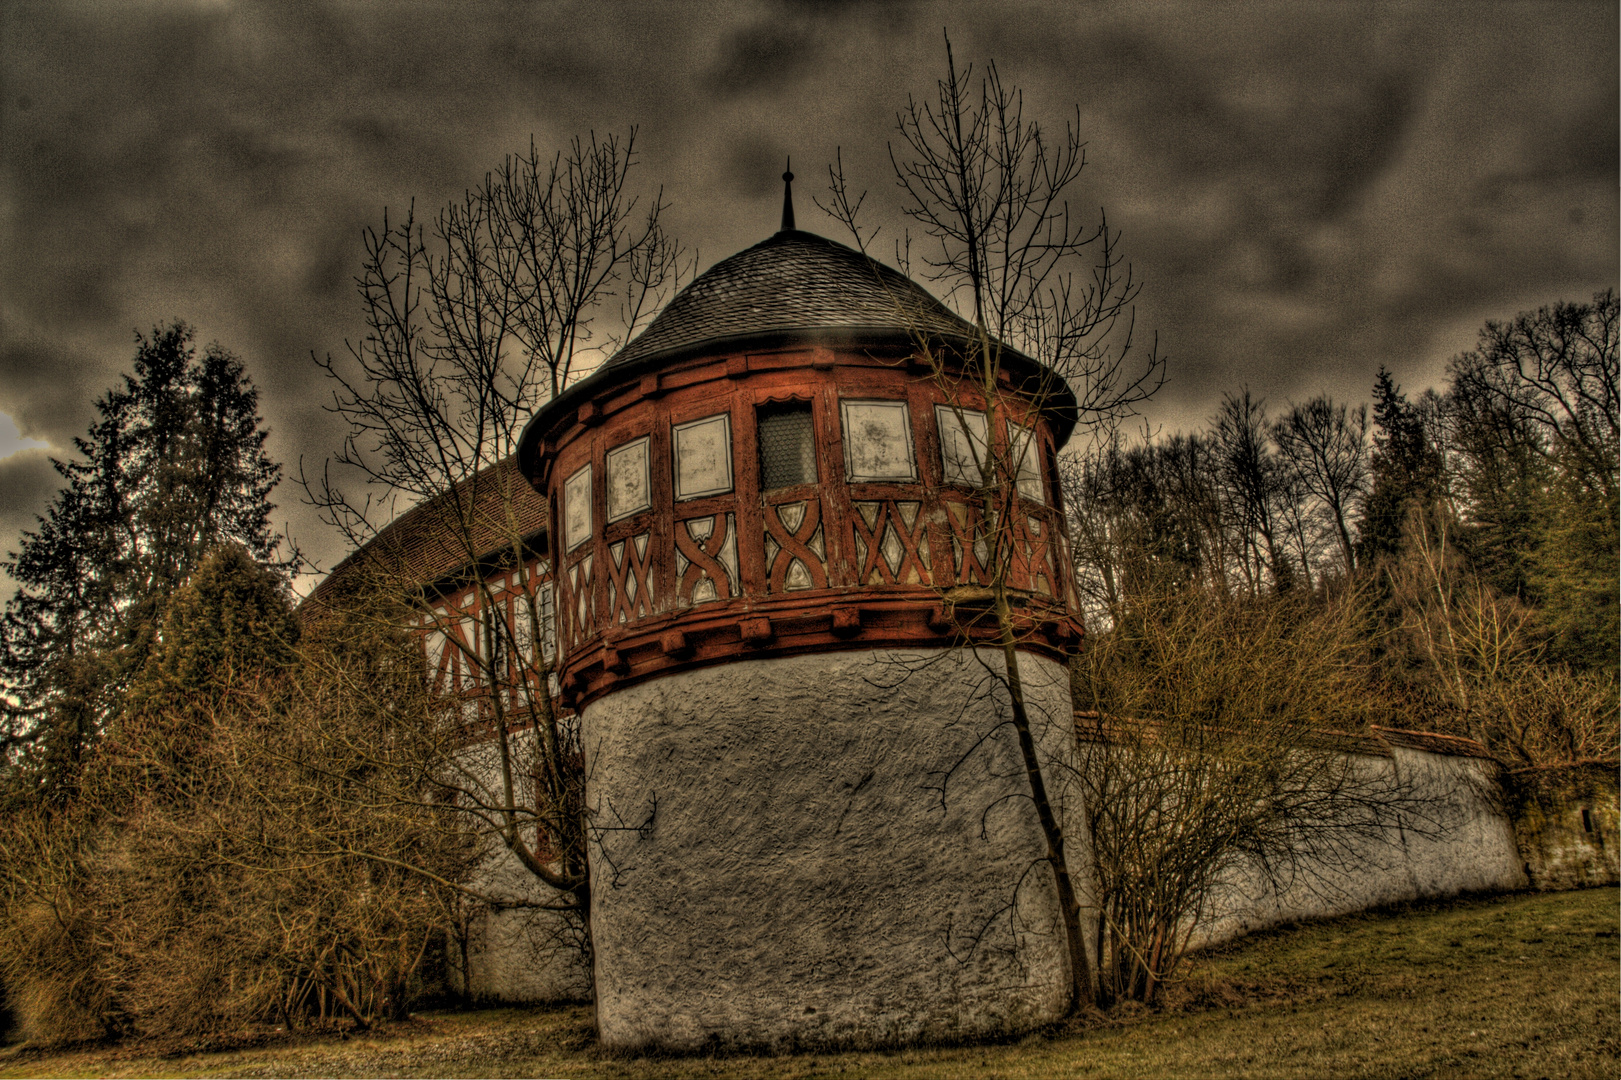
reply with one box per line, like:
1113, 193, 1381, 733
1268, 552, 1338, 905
1, 0, 1615, 592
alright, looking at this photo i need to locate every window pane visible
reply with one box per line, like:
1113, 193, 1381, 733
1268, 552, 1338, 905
673, 414, 734, 500
841, 400, 916, 483
564, 464, 593, 549
759, 405, 817, 490
936, 405, 990, 486
606, 436, 652, 521
1007, 422, 1045, 504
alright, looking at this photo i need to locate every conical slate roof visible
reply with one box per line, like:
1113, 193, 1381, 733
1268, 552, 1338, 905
605, 229, 975, 370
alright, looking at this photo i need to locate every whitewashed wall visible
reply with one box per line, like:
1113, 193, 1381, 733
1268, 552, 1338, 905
580, 649, 1090, 1053
1189, 746, 1527, 949
455, 652, 1541, 1036
447, 732, 593, 1003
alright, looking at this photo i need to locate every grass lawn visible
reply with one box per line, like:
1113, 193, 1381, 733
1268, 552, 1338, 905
4, 887, 1616, 1079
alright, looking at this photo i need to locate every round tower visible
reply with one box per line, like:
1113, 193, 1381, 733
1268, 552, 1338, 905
516, 180, 1089, 1051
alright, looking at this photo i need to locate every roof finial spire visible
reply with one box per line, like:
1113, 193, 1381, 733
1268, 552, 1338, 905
780, 158, 795, 232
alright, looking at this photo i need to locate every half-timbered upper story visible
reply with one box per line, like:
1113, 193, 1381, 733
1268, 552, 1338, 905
518, 225, 1086, 712
314, 216, 1090, 716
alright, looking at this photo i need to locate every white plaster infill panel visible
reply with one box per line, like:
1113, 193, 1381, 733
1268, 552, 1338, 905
606, 436, 652, 522
936, 404, 990, 487
842, 399, 917, 483
1006, 421, 1044, 504
673, 413, 733, 500
564, 463, 593, 551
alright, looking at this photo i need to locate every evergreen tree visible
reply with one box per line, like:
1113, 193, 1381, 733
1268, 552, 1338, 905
1356, 368, 1445, 565
1445, 372, 1549, 601
111, 545, 299, 798
0, 323, 286, 801
1529, 464, 1618, 671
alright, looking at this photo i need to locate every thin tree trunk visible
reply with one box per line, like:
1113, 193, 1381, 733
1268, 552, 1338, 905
993, 589, 1095, 1012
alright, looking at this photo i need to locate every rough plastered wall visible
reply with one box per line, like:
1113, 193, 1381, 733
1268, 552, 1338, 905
1190, 746, 1527, 948
447, 732, 593, 1003
1510, 767, 1620, 890
580, 648, 1090, 1053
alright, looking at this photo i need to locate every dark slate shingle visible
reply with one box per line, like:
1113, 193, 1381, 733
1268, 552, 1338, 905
607, 229, 976, 369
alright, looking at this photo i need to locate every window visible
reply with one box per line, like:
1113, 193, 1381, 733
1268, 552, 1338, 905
673, 413, 734, 500
936, 404, 990, 487
758, 403, 817, 490
606, 436, 652, 521
563, 464, 593, 550
841, 400, 916, 483
424, 607, 449, 674
1006, 421, 1045, 504
517, 586, 556, 666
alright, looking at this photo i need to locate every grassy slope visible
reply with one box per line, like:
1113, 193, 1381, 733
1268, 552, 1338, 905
5, 888, 1617, 1080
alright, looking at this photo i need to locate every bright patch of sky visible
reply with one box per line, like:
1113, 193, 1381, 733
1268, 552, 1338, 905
0, 413, 50, 459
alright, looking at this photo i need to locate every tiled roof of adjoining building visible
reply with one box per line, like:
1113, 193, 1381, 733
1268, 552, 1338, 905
309, 455, 548, 607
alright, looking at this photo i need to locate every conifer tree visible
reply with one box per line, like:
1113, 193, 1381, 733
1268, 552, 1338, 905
1356, 368, 1445, 565
0, 322, 285, 802
111, 544, 299, 799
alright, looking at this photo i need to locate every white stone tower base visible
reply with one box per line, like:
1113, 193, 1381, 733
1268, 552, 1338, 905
579, 648, 1088, 1052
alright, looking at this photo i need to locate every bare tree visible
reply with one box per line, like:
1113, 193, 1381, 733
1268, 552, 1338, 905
821, 35, 1164, 1014
1449, 289, 1619, 507
304, 130, 686, 972
1066, 430, 1248, 624
1270, 455, 1322, 595
1212, 390, 1293, 594
1272, 395, 1369, 580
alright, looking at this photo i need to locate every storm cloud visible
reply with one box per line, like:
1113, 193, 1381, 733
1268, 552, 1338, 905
1, 0, 1614, 591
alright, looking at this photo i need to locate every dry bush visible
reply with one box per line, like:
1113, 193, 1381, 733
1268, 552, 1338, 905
107, 612, 473, 1037
1074, 585, 1427, 1005
0, 549, 474, 1044
0, 805, 115, 1043
1474, 664, 1619, 772
1388, 507, 1618, 770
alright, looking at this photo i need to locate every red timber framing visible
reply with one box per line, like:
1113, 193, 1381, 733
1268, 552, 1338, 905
531, 343, 1085, 712
308, 453, 559, 726
417, 555, 556, 719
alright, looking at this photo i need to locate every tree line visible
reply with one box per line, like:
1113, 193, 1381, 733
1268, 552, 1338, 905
1069, 289, 1617, 753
